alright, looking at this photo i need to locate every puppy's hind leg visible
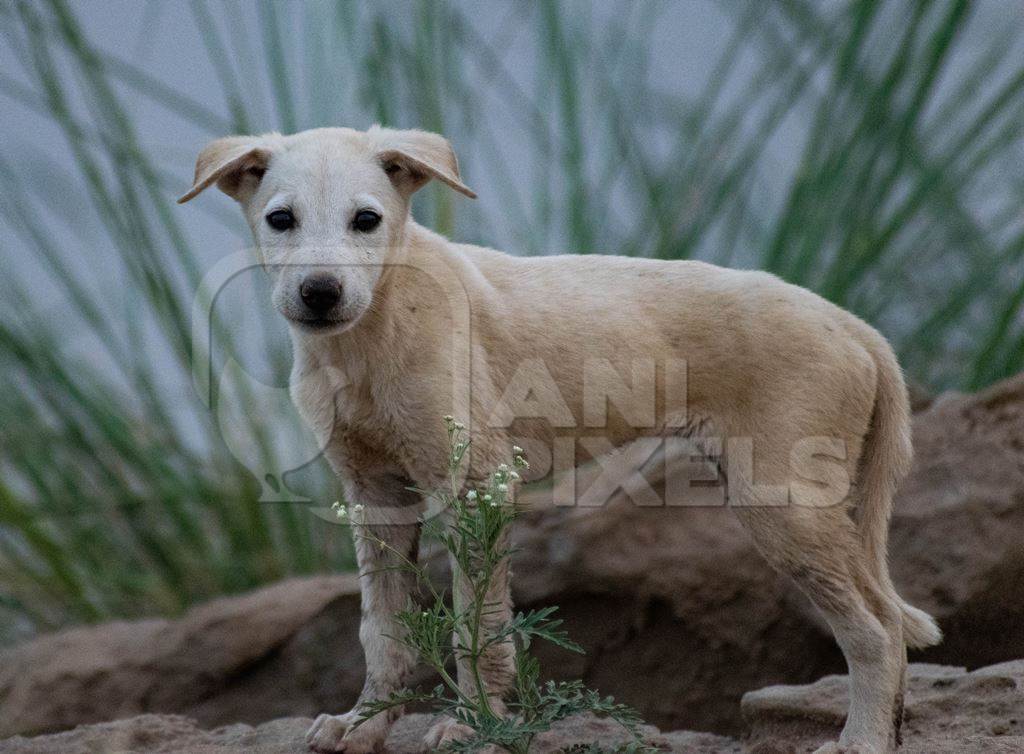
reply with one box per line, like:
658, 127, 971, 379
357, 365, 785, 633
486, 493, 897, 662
735, 505, 902, 754
857, 566, 911, 749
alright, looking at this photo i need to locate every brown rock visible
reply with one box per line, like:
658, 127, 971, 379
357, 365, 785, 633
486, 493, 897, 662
511, 372, 1024, 734
742, 661, 1024, 753
4, 661, 1021, 753
0, 715, 311, 754
0, 576, 369, 738
0, 712, 739, 754
889, 375, 1024, 668
508, 500, 844, 735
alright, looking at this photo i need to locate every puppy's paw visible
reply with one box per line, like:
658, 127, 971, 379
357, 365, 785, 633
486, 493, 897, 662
423, 716, 473, 751
422, 716, 504, 753
305, 709, 389, 753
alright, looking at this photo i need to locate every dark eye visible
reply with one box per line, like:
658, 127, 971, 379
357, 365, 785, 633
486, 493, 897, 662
265, 209, 295, 231
352, 209, 382, 233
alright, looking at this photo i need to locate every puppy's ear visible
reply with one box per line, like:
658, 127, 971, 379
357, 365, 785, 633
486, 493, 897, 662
369, 125, 476, 199
178, 134, 280, 204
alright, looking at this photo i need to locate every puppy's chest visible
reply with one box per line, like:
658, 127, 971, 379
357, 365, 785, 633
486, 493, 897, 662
292, 359, 416, 458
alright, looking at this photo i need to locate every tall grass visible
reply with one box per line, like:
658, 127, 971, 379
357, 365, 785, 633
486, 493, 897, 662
1, 0, 1022, 640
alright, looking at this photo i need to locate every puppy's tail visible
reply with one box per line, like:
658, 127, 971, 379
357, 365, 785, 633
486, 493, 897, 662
899, 601, 943, 650
857, 329, 942, 650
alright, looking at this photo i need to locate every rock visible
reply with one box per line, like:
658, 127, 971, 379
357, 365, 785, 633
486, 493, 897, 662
4, 661, 1021, 753
507, 497, 844, 735
510, 371, 1024, 734
888, 374, 1024, 669
906, 379, 935, 413
742, 661, 1024, 753
0, 715, 311, 754
0, 575, 370, 738
2, 373, 1023, 739
0, 712, 741, 754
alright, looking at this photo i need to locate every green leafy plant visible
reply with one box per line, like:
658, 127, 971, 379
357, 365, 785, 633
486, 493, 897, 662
337, 418, 653, 754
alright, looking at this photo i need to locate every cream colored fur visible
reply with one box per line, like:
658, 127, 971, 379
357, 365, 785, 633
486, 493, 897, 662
180, 126, 940, 754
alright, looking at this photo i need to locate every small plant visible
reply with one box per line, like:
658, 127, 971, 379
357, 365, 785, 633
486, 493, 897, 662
332, 417, 655, 754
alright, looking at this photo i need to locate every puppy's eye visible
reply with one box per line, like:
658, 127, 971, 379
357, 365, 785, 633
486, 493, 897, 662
352, 209, 382, 233
265, 209, 295, 231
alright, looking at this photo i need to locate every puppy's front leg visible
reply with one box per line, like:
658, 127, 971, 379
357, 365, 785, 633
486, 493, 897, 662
307, 476, 420, 754
424, 513, 515, 750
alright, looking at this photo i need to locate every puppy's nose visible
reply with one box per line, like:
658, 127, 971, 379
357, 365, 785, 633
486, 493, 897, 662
300, 274, 342, 314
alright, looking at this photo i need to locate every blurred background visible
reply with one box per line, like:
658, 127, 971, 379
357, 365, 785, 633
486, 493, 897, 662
1, 0, 1022, 645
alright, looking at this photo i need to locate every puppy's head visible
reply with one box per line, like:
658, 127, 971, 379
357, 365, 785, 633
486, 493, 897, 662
179, 126, 475, 335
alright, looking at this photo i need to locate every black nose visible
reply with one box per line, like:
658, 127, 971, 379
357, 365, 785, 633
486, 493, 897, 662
300, 275, 342, 314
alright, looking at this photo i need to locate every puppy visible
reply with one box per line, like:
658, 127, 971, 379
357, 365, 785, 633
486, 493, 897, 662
180, 126, 941, 753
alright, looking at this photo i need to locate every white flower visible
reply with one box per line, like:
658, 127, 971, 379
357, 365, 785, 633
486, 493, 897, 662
497, 483, 508, 493
509, 471, 520, 480
512, 445, 524, 454
482, 494, 492, 502
514, 455, 529, 468
498, 463, 509, 473
443, 414, 454, 422
489, 501, 498, 508
466, 490, 477, 501
333, 504, 348, 519
352, 504, 364, 513
453, 421, 465, 430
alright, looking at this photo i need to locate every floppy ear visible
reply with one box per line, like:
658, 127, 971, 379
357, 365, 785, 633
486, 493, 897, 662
369, 125, 476, 199
177, 134, 279, 204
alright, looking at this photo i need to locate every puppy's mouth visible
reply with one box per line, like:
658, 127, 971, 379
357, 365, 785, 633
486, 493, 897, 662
287, 315, 349, 334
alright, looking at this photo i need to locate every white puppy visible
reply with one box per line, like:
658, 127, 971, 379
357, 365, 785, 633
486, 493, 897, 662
180, 126, 941, 754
